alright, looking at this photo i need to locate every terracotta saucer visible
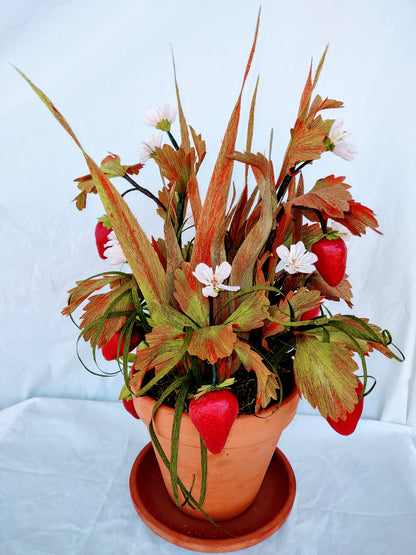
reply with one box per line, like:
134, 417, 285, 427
129, 442, 296, 553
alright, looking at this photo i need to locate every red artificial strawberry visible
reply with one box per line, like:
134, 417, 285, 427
311, 237, 347, 287
122, 398, 140, 419
300, 306, 321, 321
95, 218, 112, 259
189, 390, 239, 454
327, 381, 364, 435
102, 327, 143, 361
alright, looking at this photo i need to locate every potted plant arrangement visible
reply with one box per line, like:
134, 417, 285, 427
17, 12, 402, 553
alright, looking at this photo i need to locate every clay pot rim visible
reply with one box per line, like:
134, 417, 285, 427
134, 384, 300, 421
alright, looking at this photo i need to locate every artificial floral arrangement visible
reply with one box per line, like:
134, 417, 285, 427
17, 13, 402, 535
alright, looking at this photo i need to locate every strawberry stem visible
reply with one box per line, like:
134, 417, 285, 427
168, 131, 179, 150
276, 160, 312, 203
212, 363, 217, 386
122, 173, 167, 212
314, 209, 327, 234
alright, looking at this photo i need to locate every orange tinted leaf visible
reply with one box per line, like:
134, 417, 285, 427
172, 52, 191, 153
125, 163, 143, 175
189, 126, 206, 171
333, 201, 380, 236
230, 154, 274, 290
15, 66, 82, 149
154, 145, 192, 192
131, 325, 186, 377
188, 324, 237, 365
62, 274, 132, 316
233, 340, 279, 411
191, 11, 260, 267
298, 63, 313, 121
100, 154, 126, 177
307, 273, 353, 308
163, 205, 184, 303
80, 280, 134, 347
289, 121, 327, 163
286, 175, 352, 220
85, 155, 169, 314
307, 95, 343, 125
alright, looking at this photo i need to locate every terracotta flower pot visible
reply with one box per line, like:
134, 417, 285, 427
132, 387, 300, 522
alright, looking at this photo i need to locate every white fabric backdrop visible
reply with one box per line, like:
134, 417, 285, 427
1, 0, 415, 423
4, 0, 415, 426
1, 0, 415, 416
1, 1, 416, 554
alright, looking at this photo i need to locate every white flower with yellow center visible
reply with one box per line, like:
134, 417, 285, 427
276, 241, 318, 274
145, 104, 177, 132
327, 118, 357, 161
138, 132, 163, 163
104, 231, 127, 265
193, 261, 240, 298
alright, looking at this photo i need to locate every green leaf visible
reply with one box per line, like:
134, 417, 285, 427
170, 381, 190, 505
173, 262, 209, 327
294, 334, 358, 420
100, 154, 126, 177
118, 382, 131, 401
151, 304, 197, 331
225, 289, 269, 332
130, 325, 189, 394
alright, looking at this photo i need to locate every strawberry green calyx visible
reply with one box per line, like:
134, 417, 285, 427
192, 378, 235, 400
97, 214, 112, 230
313, 230, 347, 243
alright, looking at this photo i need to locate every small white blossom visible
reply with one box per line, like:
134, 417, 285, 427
328, 118, 357, 161
138, 132, 163, 163
276, 241, 318, 275
104, 231, 127, 265
145, 104, 177, 132
193, 261, 240, 298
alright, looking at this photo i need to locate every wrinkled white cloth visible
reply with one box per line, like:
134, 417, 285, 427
0, 397, 415, 555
